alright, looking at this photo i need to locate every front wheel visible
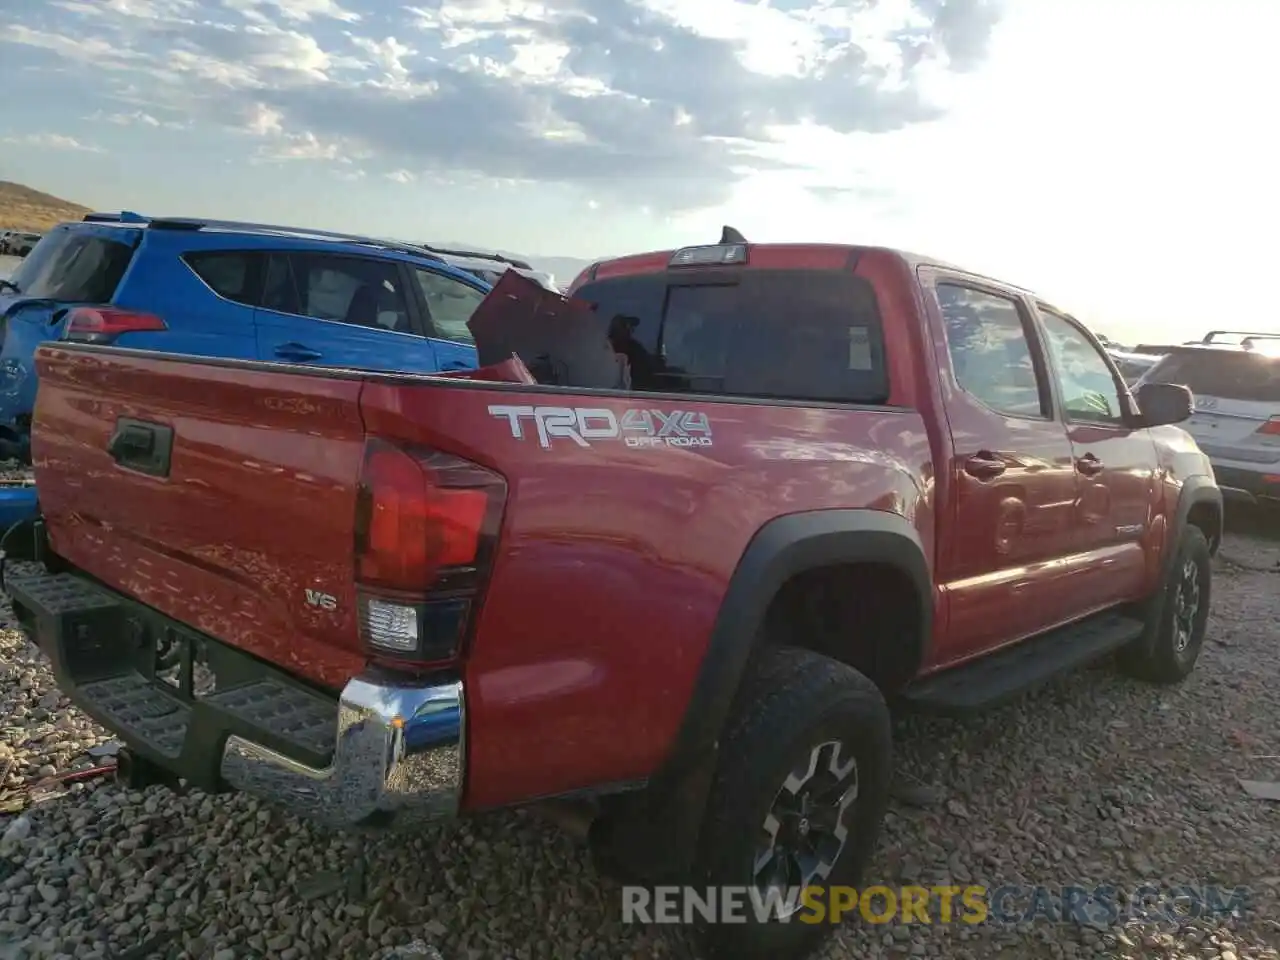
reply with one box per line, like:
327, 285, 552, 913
692, 647, 892, 960
1118, 524, 1212, 684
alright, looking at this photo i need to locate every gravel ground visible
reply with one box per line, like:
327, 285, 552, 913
1, 501, 1278, 960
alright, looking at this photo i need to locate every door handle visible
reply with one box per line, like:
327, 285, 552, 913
963, 453, 1006, 480
442, 360, 469, 371
275, 342, 322, 361
108, 417, 173, 478
1076, 454, 1105, 477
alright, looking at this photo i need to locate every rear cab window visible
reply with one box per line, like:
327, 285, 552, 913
7, 226, 137, 302
571, 269, 889, 404
1143, 349, 1280, 403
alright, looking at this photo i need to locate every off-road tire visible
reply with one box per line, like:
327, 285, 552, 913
1118, 524, 1212, 684
691, 646, 892, 960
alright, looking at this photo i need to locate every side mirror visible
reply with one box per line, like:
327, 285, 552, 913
1135, 381, 1192, 427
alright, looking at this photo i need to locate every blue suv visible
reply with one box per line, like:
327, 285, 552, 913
0, 213, 491, 460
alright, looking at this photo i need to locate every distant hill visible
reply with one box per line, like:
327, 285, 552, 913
0, 181, 90, 231
435, 240, 595, 289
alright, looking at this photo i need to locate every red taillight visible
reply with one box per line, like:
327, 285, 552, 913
353, 439, 506, 663
1257, 417, 1280, 436
64, 307, 167, 344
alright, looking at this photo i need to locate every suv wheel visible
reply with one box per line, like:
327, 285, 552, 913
692, 647, 892, 959
1119, 524, 1212, 684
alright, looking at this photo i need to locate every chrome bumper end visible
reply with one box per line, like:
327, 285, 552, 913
220, 673, 464, 829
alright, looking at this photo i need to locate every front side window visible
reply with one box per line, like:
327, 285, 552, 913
413, 268, 486, 343
262, 254, 411, 333
937, 283, 1046, 418
1038, 309, 1126, 423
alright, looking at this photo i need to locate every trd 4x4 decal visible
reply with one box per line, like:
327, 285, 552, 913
488, 405, 713, 449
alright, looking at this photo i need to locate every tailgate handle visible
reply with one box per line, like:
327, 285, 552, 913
108, 418, 173, 478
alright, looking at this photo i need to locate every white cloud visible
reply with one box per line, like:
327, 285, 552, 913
222, 0, 360, 24
2, 132, 104, 153
385, 169, 416, 183
87, 109, 187, 129
348, 35, 416, 83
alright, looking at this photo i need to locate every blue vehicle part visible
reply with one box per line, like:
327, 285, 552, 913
0, 214, 491, 461
0, 483, 37, 530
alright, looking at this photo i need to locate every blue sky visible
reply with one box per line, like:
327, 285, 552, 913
1, 0, 1277, 342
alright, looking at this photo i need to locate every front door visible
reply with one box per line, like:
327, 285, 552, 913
1035, 306, 1158, 609
923, 272, 1081, 666
254, 252, 442, 373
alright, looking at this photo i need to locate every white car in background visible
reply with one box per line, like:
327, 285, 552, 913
1135, 330, 1280, 506
420, 244, 559, 292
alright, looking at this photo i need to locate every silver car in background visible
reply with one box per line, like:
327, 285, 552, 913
1136, 330, 1280, 506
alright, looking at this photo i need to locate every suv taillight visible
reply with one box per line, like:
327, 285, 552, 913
64, 307, 167, 344
353, 438, 506, 664
1257, 417, 1280, 436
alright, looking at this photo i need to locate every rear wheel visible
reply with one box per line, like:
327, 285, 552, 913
1119, 524, 1212, 684
692, 647, 892, 959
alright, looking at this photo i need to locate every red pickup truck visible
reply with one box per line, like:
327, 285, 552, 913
5, 240, 1220, 959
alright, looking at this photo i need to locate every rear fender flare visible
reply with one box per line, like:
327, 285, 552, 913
657, 508, 932, 786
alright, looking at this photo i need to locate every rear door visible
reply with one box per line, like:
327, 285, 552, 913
254, 252, 441, 372
1035, 307, 1158, 609
921, 271, 1082, 664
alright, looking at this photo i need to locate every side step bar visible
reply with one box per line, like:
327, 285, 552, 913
901, 611, 1145, 714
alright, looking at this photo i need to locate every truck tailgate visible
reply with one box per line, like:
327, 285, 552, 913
32, 346, 368, 689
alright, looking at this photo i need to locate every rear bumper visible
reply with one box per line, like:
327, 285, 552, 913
4, 565, 464, 830
1211, 464, 1280, 506
220, 675, 464, 828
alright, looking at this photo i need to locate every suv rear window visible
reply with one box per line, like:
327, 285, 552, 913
1144, 349, 1280, 402
573, 269, 889, 403
7, 228, 136, 302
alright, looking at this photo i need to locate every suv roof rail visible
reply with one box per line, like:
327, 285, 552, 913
419, 244, 532, 270
82, 211, 149, 224
81, 212, 445, 261
1242, 334, 1280, 350
1202, 329, 1280, 344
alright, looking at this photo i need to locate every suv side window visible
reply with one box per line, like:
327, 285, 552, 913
412, 267, 485, 344
262, 254, 411, 333
184, 252, 261, 306
1038, 309, 1126, 424
937, 283, 1047, 418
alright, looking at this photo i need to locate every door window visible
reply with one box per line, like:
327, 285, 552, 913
937, 284, 1047, 418
262, 254, 411, 333
413, 268, 486, 344
1038, 309, 1126, 424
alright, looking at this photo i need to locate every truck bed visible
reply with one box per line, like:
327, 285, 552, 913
29, 342, 933, 807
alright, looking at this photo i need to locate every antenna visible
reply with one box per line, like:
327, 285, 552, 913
720, 225, 747, 244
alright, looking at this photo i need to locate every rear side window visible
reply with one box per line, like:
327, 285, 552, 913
572, 269, 888, 403
7, 228, 135, 302
262, 253, 411, 333
1144, 350, 1280, 402
184, 252, 261, 306
937, 284, 1046, 418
